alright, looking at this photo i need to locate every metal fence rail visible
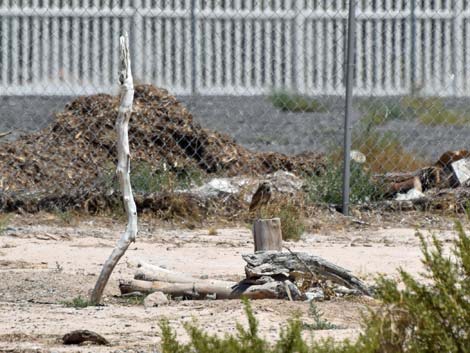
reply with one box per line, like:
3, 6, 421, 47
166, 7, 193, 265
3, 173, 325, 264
1, 0, 469, 96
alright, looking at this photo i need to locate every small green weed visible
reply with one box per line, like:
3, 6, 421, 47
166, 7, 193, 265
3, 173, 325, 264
404, 96, 470, 126
61, 295, 93, 309
122, 294, 145, 306
101, 161, 204, 194
303, 302, 340, 330
359, 96, 470, 127
0, 214, 12, 234
132, 162, 204, 192
54, 209, 76, 225
359, 99, 404, 127
270, 90, 325, 113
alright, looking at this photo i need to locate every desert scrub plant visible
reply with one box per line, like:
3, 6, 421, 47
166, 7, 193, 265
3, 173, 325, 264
159, 298, 350, 353
357, 222, 470, 353
305, 159, 385, 205
278, 202, 305, 241
261, 199, 305, 241
351, 128, 427, 173
270, 90, 325, 113
159, 224, 470, 353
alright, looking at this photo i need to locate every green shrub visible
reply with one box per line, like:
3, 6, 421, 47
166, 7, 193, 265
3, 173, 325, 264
360, 222, 470, 353
101, 161, 204, 194
305, 159, 384, 205
270, 91, 325, 113
278, 203, 305, 241
351, 129, 427, 173
260, 200, 305, 241
159, 223, 470, 353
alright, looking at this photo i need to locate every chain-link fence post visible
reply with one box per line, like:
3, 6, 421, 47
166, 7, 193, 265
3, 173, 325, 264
410, 0, 417, 94
190, 0, 197, 95
342, 0, 357, 216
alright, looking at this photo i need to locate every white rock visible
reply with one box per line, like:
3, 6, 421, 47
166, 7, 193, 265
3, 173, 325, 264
395, 188, 425, 201
190, 171, 304, 202
144, 291, 169, 308
192, 178, 241, 197
350, 150, 366, 164
266, 170, 303, 193
451, 157, 470, 186
304, 288, 325, 302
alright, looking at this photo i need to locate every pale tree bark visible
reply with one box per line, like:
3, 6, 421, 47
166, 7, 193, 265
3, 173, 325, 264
252, 218, 282, 252
90, 32, 137, 305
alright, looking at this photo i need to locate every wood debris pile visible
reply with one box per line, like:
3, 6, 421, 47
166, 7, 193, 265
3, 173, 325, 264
0, 85, 324, 209
375, 150, 470, 211
120, 252, 371, 302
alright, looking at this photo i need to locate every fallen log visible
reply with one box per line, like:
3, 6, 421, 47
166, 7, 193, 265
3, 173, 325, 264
135, 261, 200, 283
135, 261, 233, 287
119, 279, 299, 300
376, 167, 443, 193
120, 279, 235, 299
243, 251, 371, 296
388, 176, 422, 194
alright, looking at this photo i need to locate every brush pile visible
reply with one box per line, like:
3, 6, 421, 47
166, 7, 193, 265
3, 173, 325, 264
0, 85, 324, 211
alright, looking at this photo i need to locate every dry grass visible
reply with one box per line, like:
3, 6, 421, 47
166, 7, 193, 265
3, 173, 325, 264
354, 131, 428, 173
0, 213, 13, 234
260, 197, 306, 241
207, 227, 218, 235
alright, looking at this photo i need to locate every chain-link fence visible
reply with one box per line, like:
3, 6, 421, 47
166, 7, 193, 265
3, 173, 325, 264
0, 0, 469, 217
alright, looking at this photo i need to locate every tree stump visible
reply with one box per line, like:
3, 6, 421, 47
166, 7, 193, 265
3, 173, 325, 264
253, 218, 282, 252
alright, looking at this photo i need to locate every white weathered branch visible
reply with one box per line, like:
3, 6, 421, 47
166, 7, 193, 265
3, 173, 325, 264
134, 261, 235, 288
90, 32, 137, 305
119, 279, 296, 300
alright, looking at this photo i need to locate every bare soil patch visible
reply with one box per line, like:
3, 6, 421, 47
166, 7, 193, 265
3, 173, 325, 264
0, 213, 464, 352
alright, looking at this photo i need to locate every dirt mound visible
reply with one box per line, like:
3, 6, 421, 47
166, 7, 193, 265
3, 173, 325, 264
0, 85, 324, 197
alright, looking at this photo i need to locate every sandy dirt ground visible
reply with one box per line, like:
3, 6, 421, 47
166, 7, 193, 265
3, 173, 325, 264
0, 212, 464, 352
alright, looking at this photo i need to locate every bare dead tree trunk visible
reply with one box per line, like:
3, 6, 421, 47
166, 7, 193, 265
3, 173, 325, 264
90, 32, 137, 305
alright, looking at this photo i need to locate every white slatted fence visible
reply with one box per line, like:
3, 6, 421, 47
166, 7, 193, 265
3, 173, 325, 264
0, 0, 469, 96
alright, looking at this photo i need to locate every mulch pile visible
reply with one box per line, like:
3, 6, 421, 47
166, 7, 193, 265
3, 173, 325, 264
0, 85, 324, 211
